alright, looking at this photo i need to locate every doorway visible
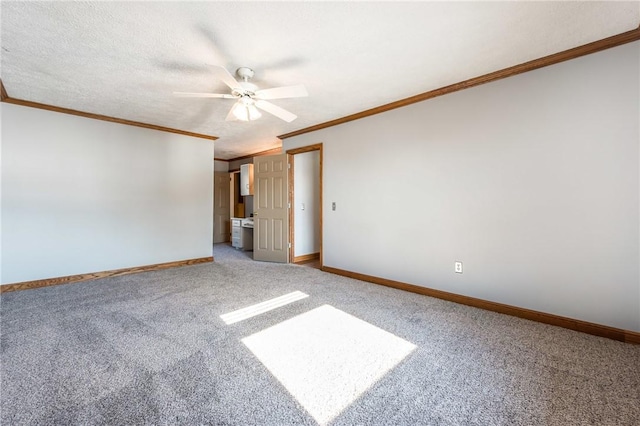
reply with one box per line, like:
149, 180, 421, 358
213, 171, 231, 244
230, 171, 243, 219
287, 143, 323, 266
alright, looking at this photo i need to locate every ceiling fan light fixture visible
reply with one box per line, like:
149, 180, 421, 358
232, 100, 262, 121
248, 104, 262, 120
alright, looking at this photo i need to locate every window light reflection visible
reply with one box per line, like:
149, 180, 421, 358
242, 305, 416, 425
220, 291, 309, 325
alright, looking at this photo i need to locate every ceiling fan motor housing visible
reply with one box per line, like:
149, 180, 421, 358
236, 67, 255, 81
232, 67, 258, 96
238, 81, 258, 95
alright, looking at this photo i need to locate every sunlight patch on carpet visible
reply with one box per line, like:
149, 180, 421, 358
242, 305, 416, 425
220, 291, 309, 325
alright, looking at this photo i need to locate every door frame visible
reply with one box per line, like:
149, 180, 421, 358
286, 143, 323, 266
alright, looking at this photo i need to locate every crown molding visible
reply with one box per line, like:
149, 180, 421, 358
279, 26, 640, 140
0, 80, 218, 141
227, 146, 282, 162
0, 80, 8, 101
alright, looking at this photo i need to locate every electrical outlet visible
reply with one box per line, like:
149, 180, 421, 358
301, 203, 305, 211
332, 202, 336, 211
454, 261, 463, 274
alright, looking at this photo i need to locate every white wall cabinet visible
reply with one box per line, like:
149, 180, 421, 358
240, 164, 254, 196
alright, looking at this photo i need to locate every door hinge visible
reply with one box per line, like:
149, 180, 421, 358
288, 163, 291, 169
288, 242, 291, 248
288, 202, 291, 209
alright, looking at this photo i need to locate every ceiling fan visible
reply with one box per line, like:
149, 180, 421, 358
173, 66, 307, 122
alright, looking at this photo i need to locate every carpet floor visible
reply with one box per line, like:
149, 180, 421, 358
1, 243, 639, 425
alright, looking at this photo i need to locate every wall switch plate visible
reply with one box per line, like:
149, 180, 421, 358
455, 261, 463, 274
301, 203, 305, 211
332, 202, 336, 211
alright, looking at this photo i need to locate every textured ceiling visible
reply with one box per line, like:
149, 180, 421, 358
1, 1, 638, 159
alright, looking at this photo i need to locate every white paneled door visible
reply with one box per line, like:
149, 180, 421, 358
254, 154, 289, 263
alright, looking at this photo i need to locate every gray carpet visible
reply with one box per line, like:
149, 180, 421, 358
1, 243, 639, 425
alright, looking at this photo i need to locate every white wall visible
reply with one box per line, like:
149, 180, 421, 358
229, 157, 253, 171
214, 160, 229, 172
284, 42, 640, 332
294, 150, 320, 256
1, 103, 214, 284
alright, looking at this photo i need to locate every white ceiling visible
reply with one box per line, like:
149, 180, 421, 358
1, 1, 638, 159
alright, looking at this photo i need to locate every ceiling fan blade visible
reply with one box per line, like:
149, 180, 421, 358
173, 92, 235, 98
254, 100, 297, 122
254, 84, 308, 100
225, 103, 239, 121
212, 65, 241, 90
